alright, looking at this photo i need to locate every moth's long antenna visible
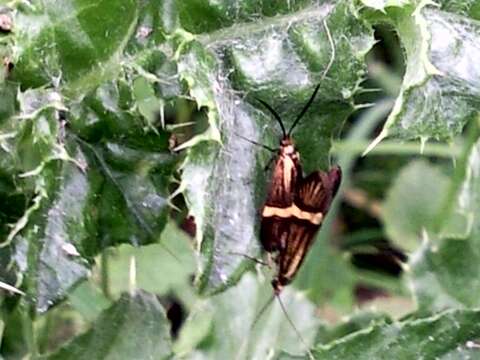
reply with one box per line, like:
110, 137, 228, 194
256, 98, 287, 138
287, 83, 321, 137
251, 293, 276, 330
236, 293, 276, 360
287, 19, 336, 137
276, 293, 315, 360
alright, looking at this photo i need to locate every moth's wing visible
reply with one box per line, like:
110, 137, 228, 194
264, 154, 302, 208
274, 219, 318, 287
260, 154, 302, 252
295, 165, 342, 213
260, 216, 287, 252
272, 166, 342, 287
266, 166, 342, 290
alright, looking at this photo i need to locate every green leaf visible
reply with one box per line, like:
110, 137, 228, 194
361, 0, 480, 146
1, 0, 180, 313
295, 239, 357, 310
177, 1, 338, 34
382, 160, 450, 252
26, 161, 90, 313
1, 58, 178, 307
175, 273, 320, 359
177, 0, 374, 294
408, 134, 480, 310
43, 291, 172, 360
74, 136, 175, 251
280, 309, 480, 359
0, 104, 93, 312
68, 281, 111, 322
93, 221, 196, 297
2, 128, 176, 312
314, 311, 392, 346
12, 0, 138, 93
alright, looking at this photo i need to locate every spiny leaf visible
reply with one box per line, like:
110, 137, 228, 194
280, 309, 480, 359
362, 0, 480, 149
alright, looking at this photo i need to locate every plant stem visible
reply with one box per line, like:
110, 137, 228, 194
22, 303, 38, 359
434, 115, 480, 234
332, 140, 461, 158
100, 249, 112, 300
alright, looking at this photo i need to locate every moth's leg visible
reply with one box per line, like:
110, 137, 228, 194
229, 252, 269, 267
264, 155, 276, 172
235, 133, 276, 153
234, 134, 277, 172
267, 252, 279, 269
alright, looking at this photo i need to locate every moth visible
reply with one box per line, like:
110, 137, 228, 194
257, 84, 342, 295
244, 21, 338, 359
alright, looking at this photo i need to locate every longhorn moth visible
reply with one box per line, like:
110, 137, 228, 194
243, 20, 339, 359
247, 83, 341, 360
258, 84, 342, 296
241, 83, 341, 360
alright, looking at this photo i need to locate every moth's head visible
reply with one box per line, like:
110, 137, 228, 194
272, 274, 291, 294
280, 137, 296, 156
271, 278, 284, 295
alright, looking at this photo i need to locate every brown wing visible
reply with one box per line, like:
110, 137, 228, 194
260, 216, 284, 252
294, 165, 342, 213
261, 152, 302, 252
264, 153, 302, 208
271, 219, 319, 292
271, 166, 342, 293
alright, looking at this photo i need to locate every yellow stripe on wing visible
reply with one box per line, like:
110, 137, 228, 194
262, 204, 323, 225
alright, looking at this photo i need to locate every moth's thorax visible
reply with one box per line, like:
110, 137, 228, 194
279, 137, 299, 160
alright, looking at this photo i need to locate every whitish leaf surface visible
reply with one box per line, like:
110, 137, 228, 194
175, 273, 320, 359
280, 309, 480, 359
361, 0, 480, 146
